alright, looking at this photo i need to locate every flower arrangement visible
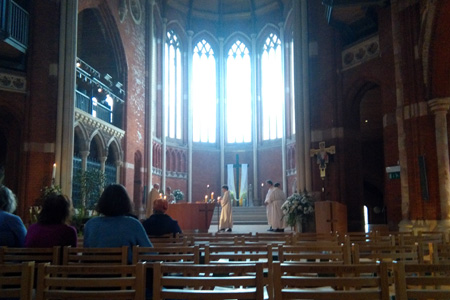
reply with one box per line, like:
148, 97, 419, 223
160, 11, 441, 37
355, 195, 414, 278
173, 189, 184, 202
281, 190, 315, 227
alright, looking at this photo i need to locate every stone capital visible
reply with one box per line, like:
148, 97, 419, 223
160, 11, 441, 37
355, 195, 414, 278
429, 97, 450, 113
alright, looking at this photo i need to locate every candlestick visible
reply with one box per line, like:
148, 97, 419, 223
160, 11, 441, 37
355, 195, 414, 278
211, 192, 214, 199
52, 163, 56, 180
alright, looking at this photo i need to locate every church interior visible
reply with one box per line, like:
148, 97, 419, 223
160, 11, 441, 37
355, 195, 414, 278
1, 0, 450, 235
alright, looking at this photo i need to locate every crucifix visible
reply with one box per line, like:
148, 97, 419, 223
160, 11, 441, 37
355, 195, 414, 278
233, 154, 241, 204
310, 141, 336, 194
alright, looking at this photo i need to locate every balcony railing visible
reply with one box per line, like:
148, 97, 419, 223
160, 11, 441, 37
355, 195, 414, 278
0, 0, 29, 53
76, 90, 113, 124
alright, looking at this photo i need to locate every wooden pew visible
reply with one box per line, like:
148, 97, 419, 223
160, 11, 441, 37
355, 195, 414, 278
393, 261, 450, 300
204, 244, 273, 299
35, 262, 146, 300
152, 262, 264, 300
62, 246, 129, 265
0, 261, 35, 300
272, 261, 390, 300
132, 245, 200, 264
0, 246, 60, 265
278, 243, 352, 264
431, 242, 450, 264
352, 243, 421, 264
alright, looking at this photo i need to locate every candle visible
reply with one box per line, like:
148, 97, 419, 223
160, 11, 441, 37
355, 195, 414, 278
159, 193, 163, 199
164, 195, 167, 200
205, 195, 208, 202
211, 192, 214, 199
207, 184, 210, 189
261, 183, 264, 187
52, 163, 56, 180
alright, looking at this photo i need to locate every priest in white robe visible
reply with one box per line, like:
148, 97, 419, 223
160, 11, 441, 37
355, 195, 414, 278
270, 182, 287, 232
264, 180, 275, 231
146, 183, 160, 218
218, 185, 233, 232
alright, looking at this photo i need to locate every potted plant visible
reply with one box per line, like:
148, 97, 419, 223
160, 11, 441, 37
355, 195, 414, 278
281, 190, 315, 232
172, 189, 184, 203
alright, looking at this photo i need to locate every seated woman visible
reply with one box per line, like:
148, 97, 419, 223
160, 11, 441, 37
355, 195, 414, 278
142, 199, 182, 237
83, 184, 152, 262
25, 193, 77, 247
0, 185, 27, 247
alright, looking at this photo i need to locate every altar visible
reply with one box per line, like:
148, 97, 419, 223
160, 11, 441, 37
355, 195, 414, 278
166, 202, 217, 232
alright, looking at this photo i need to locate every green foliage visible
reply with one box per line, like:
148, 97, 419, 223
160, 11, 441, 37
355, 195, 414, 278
40, 184, 62, 199
74, 169, 106, 211
173, 189, 184, 202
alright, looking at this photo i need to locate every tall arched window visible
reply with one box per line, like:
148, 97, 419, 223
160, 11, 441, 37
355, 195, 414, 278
165, 30, 182, 140
261, 33, 283, 140
226, 40, 252, 143
192, 39, 216, 143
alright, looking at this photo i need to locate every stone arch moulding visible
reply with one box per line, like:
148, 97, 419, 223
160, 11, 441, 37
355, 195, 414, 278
192, 30, 220, 53
106, 136, 124, 163
89, 131, 108, 159
74, 123, 90, 152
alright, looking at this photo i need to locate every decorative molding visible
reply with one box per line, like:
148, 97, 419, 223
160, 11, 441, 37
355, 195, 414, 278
167, 171, 188, 179
0, 72, 26, 93
341, 35, 380, 71
75, 109, 125, 139
152, 167, 162, 176
129, 0, 142, 24
118, 0, 128, 23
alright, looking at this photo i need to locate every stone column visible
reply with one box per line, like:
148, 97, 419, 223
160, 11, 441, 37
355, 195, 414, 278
100, 156, 107, 173
429, 98, 450, 230
56, 0, 77, 194
187, 30, 194, 203
80, 151, 89, 171
250, 34, 258, 205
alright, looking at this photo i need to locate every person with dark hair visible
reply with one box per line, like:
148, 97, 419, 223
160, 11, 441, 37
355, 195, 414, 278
218, 185, 233, 232
25, 193, 77, 247
83, 184, 152, 262
142, 198, 182, 236
0, 185, 26, 247
264, 180, 275, 231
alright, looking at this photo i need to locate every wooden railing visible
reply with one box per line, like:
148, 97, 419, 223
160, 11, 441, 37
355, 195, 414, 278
0, 0, 29, 53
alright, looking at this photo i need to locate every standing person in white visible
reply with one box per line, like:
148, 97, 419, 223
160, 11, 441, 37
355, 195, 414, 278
270, 182, 287, 232
218, 185, 233, 232
264, 180, 275, 231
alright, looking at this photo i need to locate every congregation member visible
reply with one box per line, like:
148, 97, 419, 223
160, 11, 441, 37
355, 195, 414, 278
25, 193, 77, 247
264, 180, 275, 231
142, 198, 182, 236
83, 184, 152, 263
270, 182, 287, 232
145, 183, 160, 218
218, 185, 233, 232
165, 186, 175, 203
0, 185, 26, 247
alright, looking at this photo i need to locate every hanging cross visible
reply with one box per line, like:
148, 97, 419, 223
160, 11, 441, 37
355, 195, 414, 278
310, 141, 336, 180
233, 154, 241, 200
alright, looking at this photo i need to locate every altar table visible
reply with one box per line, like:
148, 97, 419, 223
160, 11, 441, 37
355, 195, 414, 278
166, 202, 217, 232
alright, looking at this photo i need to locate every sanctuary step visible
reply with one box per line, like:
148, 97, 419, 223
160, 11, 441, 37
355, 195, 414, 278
210, 206, 268, 225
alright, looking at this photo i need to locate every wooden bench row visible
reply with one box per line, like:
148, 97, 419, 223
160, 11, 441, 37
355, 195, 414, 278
3, 260, 450, 300
3, 241, 450, 266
